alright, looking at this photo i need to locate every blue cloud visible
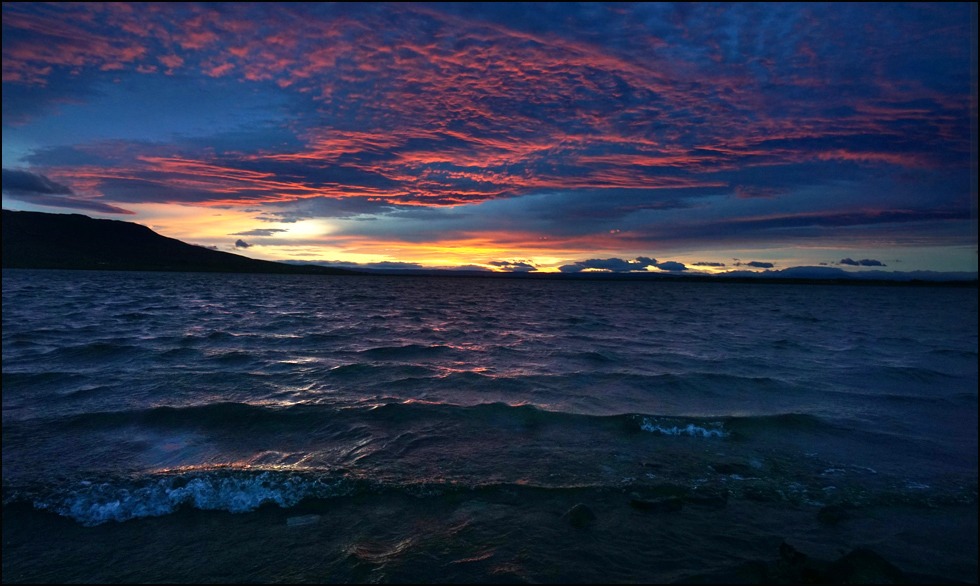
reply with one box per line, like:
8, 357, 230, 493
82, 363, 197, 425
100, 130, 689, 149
840, 258, 885, 267
654, 261, 687, 272
559, 257, 658, 273
488, 260, 537, 272
2, 168, 133, 214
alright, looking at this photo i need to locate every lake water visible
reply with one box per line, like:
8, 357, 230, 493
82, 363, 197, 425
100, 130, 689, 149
2, 270, 977, 582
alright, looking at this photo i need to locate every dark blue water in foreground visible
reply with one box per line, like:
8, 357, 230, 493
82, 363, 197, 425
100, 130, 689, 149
2, 270, 977, 582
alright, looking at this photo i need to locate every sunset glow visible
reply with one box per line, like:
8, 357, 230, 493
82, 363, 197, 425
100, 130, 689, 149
2, 3, 977, 274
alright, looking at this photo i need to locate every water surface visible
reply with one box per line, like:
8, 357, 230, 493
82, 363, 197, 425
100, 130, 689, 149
3, 270, 977, 582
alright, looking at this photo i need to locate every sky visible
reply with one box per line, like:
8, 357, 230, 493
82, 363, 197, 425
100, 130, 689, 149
2, 2, 977, 275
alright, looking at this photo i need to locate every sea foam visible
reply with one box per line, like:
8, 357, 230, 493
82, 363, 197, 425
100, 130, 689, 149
32, 471, 349, 526
638, 417, 728, 437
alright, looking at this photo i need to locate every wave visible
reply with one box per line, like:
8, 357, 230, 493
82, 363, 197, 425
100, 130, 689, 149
55, 385, 112, 400
5, 462, 974, 527
872, 365, 954, 382
721, 412, 831, 436
556, 350, 618, 363
324, 369, 794, 398
156, 347, 202, 361
637, 418, 727, 437
206, 331, 237, 341
2, 371, 88, 389
209, 350, 258, 365
52, 400, 832, 441
949, 392, 978, 405
7, 469, 352, 526
0, 468, 726, 526
41, 342, 143, 362
324, 363, 435, 379
928, 348, 978, 359
112, 312, 152, 321
786, 313, 821, 323
283, 332, 345, 345
355, 344, 458, 360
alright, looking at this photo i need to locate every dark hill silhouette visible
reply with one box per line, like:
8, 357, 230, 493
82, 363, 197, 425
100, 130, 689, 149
2, 210, 357, 275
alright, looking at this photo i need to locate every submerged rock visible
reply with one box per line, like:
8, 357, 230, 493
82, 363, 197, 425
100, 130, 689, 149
563, 503, 596, 528
766, 542, 910, 584
775, 542, 826, 583
778, 541, 809, 566
826, 548, 908, 584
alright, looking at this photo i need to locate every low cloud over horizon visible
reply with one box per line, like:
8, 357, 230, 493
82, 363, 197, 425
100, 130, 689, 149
557, 257, 692, 273
840, 258, 886, 267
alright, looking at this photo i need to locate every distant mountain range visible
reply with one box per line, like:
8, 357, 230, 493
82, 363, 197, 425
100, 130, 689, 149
2, 210, 357, 275
285, 259, 978, 283
3, 209, 975, 284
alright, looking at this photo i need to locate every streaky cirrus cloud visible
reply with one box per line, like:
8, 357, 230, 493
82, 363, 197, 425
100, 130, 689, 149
231, 228, 288, 237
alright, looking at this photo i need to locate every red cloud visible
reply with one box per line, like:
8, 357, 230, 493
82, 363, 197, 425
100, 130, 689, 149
3, 3, 972, 208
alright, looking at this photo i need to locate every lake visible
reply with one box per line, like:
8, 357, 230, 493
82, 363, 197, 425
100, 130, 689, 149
2, 270, 977, 582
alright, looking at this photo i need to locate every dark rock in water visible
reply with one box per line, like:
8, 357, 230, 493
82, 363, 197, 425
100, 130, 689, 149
766, 543, 909, 584
818, 504, 850, 525
563, 503, 596, 528
630, 496, 684, 513
779, 541, 809, 566
776, 542, 826, 583
826, 548, 908, 584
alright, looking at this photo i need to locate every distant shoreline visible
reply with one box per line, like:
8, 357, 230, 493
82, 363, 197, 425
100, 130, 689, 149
3, 266, 976, 288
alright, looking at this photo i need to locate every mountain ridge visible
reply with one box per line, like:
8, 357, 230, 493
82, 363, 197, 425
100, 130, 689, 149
2, 210, 358, 275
